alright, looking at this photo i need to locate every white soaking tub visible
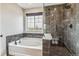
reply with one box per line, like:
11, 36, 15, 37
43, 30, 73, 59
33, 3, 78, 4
9, 37, 42, 56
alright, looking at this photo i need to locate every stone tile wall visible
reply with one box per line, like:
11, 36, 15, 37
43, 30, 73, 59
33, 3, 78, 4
44, 3, 78, 55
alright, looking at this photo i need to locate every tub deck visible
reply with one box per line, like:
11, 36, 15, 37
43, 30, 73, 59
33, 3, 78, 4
9, 37, 42, 56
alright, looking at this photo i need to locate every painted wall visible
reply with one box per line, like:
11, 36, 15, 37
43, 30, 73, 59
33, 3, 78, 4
0, 3, 23, 55
0, 4, 2, 56
1, 3, 23, 35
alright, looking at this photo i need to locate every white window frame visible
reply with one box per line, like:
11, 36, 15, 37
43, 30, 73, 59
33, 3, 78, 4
24, 12, 44, 33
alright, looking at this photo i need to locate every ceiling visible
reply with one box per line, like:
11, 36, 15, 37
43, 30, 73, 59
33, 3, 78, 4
17, 3, 63, 9
17, 3, 43, 9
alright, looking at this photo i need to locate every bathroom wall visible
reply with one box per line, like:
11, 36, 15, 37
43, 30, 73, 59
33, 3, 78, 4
0, 3, 23, 55
44, 4, 64, 42
1, 3, 23, 35
62, 4, 79, 55
75, 4, 79, 55
0, 4, 2, 55
44, 3, 79, 55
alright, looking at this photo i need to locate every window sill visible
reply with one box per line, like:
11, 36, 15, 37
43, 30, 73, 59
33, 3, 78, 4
25, 32, 44, 34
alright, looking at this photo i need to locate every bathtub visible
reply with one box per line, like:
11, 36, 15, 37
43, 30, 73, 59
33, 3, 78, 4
9, 37, 42, 56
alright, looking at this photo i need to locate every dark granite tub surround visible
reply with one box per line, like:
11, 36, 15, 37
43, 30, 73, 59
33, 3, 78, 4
6, 33, 23, 43
6, 33, 23, 56
23, 33, 44, 38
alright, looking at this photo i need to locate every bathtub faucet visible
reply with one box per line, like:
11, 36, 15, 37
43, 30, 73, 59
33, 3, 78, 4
15, 40, 17, 45
19, 39, 21, 43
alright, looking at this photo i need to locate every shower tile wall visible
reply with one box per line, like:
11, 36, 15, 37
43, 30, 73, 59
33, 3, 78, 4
44, 4, 79, 55
75, 4, 79, 55
44, 4, 64, 41
62, 4, 78, 55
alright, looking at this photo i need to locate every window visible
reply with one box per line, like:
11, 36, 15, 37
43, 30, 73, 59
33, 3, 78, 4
25, 12, 43, 33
